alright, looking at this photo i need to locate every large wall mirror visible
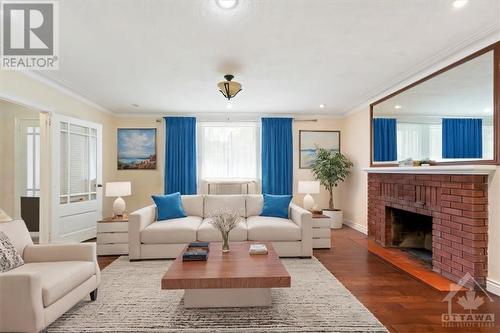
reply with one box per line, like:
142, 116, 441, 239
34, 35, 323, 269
371, 42, 499, 166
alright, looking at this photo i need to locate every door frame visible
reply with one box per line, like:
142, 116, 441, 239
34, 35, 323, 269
0, 94, 52, 243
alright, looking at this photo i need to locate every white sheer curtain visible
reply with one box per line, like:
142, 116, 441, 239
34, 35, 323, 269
198, 122, 259, 180
397, 122, 441, 161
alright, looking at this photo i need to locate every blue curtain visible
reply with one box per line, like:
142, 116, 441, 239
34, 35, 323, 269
373, 118, 397, 162
164, 117, 197, 194
442, 118, 482, 159
261, 118, 293, 195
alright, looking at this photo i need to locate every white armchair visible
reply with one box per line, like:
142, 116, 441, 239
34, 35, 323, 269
0, 220, 100, 333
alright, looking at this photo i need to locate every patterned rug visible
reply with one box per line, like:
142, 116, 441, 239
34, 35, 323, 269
48, 257, 387, 332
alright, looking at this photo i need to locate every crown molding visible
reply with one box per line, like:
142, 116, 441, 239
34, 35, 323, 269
113, 111, 344, 120
342, 24, 500, 118
19, 71, 114, 115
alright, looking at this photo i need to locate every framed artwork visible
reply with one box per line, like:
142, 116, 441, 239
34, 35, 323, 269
117, 128, 157, 170
299, 130, 341, 169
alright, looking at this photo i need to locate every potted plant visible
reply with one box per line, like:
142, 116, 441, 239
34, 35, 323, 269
311, 148, 353, 229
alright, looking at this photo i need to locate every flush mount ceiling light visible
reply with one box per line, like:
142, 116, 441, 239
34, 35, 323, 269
453, 0, 468, 9
319, 104, 325, 109
216, 0, 238, 9
218, 74, 242, 101
394, 105, 402, 109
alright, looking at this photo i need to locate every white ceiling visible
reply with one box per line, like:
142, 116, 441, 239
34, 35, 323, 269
374, 50, 494, 118
39, 0, 500, 115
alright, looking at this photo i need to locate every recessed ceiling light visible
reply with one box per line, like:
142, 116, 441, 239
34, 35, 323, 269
131, 103, 139, 108
453, 0, 468, 9
216, 0, 238, 9
226, 103, 232, 109
395, 105, 402, 109
319, 104, 325, 109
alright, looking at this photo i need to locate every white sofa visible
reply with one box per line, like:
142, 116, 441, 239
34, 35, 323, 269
0, 220, 100, 333
129, 194, 313, 260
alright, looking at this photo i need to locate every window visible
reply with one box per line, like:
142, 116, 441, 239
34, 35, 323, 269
397, 121, 493, 162
26, 126, 40, 197
198, 122, 259, 180
59, 122, 98, 204
397, 122, 441, 161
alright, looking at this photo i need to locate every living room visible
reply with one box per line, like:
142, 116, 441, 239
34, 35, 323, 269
1, 0, 500, 332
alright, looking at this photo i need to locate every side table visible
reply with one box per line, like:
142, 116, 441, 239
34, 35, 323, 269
97, 215, 129, 255
312, 213, 331, 249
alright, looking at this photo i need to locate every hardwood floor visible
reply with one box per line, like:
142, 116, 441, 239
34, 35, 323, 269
97, 227, 500, 332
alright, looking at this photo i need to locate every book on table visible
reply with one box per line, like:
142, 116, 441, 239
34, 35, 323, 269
249, 243, 268, 255
183, 242, 209, 261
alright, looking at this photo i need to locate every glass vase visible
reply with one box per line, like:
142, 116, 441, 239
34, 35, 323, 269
221, 231, 230, 253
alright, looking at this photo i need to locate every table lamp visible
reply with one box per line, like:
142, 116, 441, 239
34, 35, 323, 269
298, 181, 320, 211
105, 182, 131, 217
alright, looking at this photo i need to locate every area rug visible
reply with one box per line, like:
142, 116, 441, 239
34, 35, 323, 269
48, 257, 387, 332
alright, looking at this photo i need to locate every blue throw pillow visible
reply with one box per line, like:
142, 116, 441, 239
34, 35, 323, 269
260, 194, 293, 219
151, 193, 187, 221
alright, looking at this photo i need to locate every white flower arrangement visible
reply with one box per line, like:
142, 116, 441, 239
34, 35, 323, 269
208, 208, 241, 233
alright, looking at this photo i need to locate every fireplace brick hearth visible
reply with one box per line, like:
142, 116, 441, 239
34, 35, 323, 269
367, 173, 488, 286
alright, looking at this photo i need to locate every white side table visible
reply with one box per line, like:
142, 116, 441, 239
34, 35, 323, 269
97, 216, 129, 255
312, 213, 331, 249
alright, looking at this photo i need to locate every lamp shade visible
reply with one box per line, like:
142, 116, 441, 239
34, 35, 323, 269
298, 181, 320, 194
105, 182, 131, 197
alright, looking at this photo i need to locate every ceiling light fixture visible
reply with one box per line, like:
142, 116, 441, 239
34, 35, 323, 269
453, 0, 468, 9
226, 103, 232, 109
484, 108, 492, 113
218, 74, 242, 101
319, 104, 325, 109
395, 105, 402, 109
216, 0, 238, 9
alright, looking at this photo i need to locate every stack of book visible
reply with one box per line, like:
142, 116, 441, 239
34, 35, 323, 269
182, 242, 209, 261
249, 243, 268, 255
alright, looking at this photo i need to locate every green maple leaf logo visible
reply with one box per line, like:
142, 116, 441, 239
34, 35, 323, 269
457, 291, 484, 312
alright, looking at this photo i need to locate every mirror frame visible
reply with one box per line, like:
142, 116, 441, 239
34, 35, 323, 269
370, 41, 500, 167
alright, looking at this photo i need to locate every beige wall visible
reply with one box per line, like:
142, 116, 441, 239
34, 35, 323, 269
292, 118, 344, 210
0, 71, 116, 217
0, 101, 40, 218
339, 109, 371, 232
112, 117, 164, 215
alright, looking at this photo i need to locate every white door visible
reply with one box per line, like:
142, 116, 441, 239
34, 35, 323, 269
51, 114, 102, 242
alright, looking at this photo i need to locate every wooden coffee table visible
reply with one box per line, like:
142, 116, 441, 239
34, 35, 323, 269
161, 242, 291, 308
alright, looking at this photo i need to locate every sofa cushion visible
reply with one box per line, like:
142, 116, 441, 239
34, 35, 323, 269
0, 219, 33, 256
197, 218, 248, 242
204, 195, 246, 217
246, 195, 263, 217
0, 209, 13, 222
261, 194, 292, 219
181, 195, 204, 217
152, 193, 187, 221
8, 261, 95, 307
141, 216, 202, 244
247, 216, 301, 241
0, 231, 24, 272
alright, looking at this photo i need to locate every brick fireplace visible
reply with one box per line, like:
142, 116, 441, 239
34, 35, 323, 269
367, 173, 488, 286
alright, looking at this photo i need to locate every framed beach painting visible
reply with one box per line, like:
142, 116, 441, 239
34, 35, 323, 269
299, 130, 341, 169
117, 128, 157, 170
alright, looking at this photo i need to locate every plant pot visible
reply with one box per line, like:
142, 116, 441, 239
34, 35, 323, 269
323, 209, 343, 229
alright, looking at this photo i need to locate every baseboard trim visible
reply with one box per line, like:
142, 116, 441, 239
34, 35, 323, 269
487, 278, 500, 296
343, 219, 368, 235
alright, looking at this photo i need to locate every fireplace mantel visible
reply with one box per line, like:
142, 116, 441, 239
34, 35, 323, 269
363, 165, 496, 175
